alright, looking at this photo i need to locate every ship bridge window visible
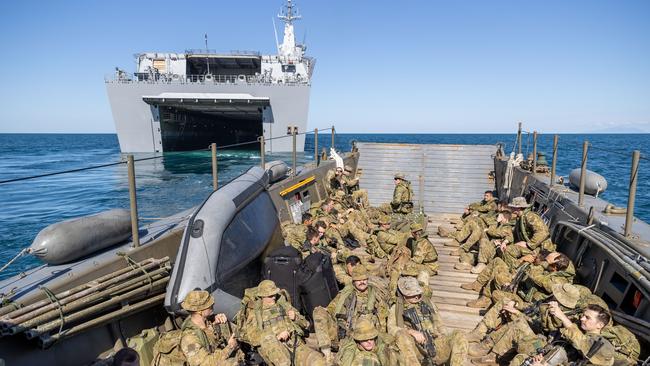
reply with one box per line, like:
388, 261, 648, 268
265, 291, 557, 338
282, 64, 296, 73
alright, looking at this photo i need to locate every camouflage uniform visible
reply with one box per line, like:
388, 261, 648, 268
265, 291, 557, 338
408, 223, 438, 279
336, 318, 398, 366
240, 281, 325, 366
282, 221, 308, 251
391, 173, 413, 214
387, 261, 432, 304
477, 220, 515, 265
559, 324, 616, 366
343, 167, 370, 208
388, 278, 468, 366
313, 267, 388, 353
177, 291, 239, 366
376, 218, 408, 256
468, 198, 497, 215
454, 219, 486, 266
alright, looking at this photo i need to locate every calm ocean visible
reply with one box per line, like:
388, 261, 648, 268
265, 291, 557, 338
1, 133, 648, 280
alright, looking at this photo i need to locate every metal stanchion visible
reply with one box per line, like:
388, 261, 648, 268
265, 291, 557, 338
532, 131, 538, 174
624, 150, 640, 237
517, 122, 522, 156
550, 135, 558, 186
259, 136, 265, 169
578, 141, 588, 206
331, 125, 335, 150
314, 128, 319, 164
126, 155, 139, 247
292, 126, 297, 177
211, 143, 218, 191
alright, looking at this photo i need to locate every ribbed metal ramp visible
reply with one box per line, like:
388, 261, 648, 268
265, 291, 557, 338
356, 142, 497, 214
357, 142, 497, 337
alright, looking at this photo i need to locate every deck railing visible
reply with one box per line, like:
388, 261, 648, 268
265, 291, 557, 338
105, 73, 310, 86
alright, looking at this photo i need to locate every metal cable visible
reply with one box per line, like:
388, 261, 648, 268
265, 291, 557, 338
0, 126, 335, 185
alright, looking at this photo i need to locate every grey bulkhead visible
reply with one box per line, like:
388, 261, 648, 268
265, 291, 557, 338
165, 166, 282, 319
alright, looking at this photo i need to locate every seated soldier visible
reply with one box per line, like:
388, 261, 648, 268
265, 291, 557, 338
301, 226, 335, 259
336, 318, 398, 366
519, 304, 616, 366
282, 212, 313, 251
389, 277, 468, 366
506, 197, 555, 261
450, 218, 486, 271
240, 280, 325, 366
343, 164, 370, 208
471, 210, 515, 274
313, 266, 388, 362
408, 222, 438, 281
333, 254, 362, 286
376, 214, 408, 256
390, 172, 413, 214
469, 283, 581, 362
388, 261, 432, 305
464, 190, 498, 218
466, 250, 574, 310
178, 290, 239, 366
325, 166, 345, 197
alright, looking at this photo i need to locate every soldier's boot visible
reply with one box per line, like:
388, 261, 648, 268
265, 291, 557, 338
454, 261, 472, 271
460, 280, 483, 292
468, 339, 494, 357
466, 322, 489, 343
467, 296, 492, 309
444, 239, 461, 247
471, 263, 487, 274
438, 224, 456, 238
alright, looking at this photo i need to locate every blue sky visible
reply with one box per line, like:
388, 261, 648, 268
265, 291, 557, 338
0, 0, 648, 133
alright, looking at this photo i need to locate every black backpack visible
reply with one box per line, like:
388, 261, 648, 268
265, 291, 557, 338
262, 246, 303, 311
298, 252, 339, 321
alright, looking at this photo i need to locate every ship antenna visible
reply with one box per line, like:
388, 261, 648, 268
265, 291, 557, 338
204, 33, 210, 75
277, 0, 302, 57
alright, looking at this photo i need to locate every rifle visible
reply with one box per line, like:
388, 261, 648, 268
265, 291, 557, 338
403, 307, 436, 364
572, 337, 605, 366
504, 262, 531, 292
336, 294, 357, 340
520, 331, 561, 366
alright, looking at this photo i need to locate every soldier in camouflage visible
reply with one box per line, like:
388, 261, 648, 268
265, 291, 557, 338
408, 222, 438, 282
344, 165, 370, 208
282, 212, 313, 251
376, 214, 408, 256
388, 277, 468, 366
336, 318, 398, 366
239, 280, 326, 366
390, 173, 413, 214
313, 266, 388, 362
178, 290, 239, 366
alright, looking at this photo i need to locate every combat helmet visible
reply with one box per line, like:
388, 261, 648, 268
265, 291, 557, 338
257, 280, 281, 297
352, 318, 379, 341
181, 290, 215, 312
398, 277, 423, 297
508, 196, 531, 209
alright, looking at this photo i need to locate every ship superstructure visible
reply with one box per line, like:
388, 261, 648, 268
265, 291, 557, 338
105, 0, 314, 153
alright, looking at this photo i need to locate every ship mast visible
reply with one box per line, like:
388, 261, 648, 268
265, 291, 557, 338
277, 0, 302, 59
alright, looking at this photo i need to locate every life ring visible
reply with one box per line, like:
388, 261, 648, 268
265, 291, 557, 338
204, 74, 213, 81
238, 74, 246, 82
172, 74, 179, 80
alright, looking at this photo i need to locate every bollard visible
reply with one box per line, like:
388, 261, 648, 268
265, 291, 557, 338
126, 155, 139, 248
211, 143, 218, 191
532, 131, 538, 174
292, 126, 297, 177
331, 125, 335, 150
259, 136, 265, 169
578, 141, 588, 206
517, 122, 522, 156
314, 128, 319, 163
550, 135, 558, 186
624, 150, 640, 237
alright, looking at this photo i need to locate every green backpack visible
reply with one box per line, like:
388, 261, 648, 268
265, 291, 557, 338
601, 325, 640, 366
126, 328, 159, 366
151, 329, 186, 366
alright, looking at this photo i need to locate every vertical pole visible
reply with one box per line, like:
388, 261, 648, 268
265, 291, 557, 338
211, 143, 218, 191
331, 125, 335, 151
292, 126, 297, 177
418, 174, 424, 214
550, 135, 558, 186
517, 122, 522, 156
126, 155, 139, 248
259, 136, 265, 169
532, 131, 538, 174
624, 150, 640, 237
314, 128, 319, 162
578, 141, 588, 206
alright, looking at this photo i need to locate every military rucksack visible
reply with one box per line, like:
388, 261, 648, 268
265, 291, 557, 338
151, 329, 186, 366
126, 327, 159, 366
601, 325, 640, 365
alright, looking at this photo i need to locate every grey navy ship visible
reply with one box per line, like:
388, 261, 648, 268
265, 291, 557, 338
105, 0, 313, 153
